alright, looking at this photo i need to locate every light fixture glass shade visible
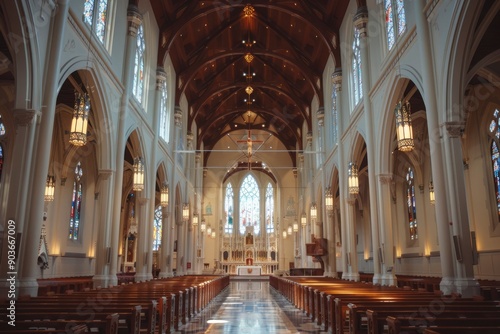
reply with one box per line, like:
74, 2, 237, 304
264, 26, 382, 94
211, 231, 216, 239
395, 100, 414, 152
182, 204, 189, 221
69, 92, 90, 146
207, 225, 212, 235
160, 183, 169, 207
287, 226, 292, 235
132, 157, 144, 191
192, 213, 199, 226
429, 180, 435, 204
348, 162, 359, 195
45, 175, 55, 202
200, 219, 206, 232
293, 221, 299, 232
301, 212, 307, 227
310, 203, 317, 220
325, 187, 334, 212
282, 230, 287, 239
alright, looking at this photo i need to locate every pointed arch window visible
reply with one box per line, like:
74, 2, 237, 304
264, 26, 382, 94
265, 183, 274, 234
159, 78, 170, 142
132, 24, 145, 104
488, 108, 500, 223
239, 174, 260, 235
385, 0, 406, 50
352, 28, 363, 106
69, 162, 83, 240
83, 0, 110, 45
153, 205, 162, 251
0, 144, 4, 183
406, 167, 418, 240
224, 183, 234, 234
0, 114, 5, 136
331, 83, 338, 144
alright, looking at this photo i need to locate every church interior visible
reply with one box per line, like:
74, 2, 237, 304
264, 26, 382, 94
1, 0, 500, 332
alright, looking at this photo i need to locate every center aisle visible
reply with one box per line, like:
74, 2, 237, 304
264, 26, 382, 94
178, 279, 327, 333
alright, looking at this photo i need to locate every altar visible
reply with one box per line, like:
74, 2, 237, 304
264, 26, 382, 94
236, 265, 262, 276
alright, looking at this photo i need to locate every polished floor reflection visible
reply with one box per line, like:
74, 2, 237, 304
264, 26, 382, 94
178, 279, 327, 333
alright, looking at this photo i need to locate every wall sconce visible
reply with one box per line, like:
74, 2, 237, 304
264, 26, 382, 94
395, 100, 414, 152
69, 92, 90, 146
429, 180, 435, 204
160, 182, 169, 207
182, 204, 189, 221
44, 175, 55, 202
310, 203, 317, 220
301, 212, 307, 227
192, 213, 199, 226
348, 162, 359, 195
132, 157, 144, 191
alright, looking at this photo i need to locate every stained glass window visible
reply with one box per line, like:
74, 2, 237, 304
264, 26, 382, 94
331, 84, 338, 144
489, 109, 500, 223
69, 162, 83, 240
159, 78, 170, 142
133, 24, 145, 104
153, 205, 162, 251
406, 167, 418, 240
0, 114, 5, 136
239, 174, 260, 235
83, 0, 109, 45
265, 183, 274, 234
0, 144, 3, 182
352, 28, 363, 106
225, 183, 234, 234
385, 0, 406, 51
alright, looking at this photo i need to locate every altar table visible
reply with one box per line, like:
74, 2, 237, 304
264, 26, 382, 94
236, 265, 262, 276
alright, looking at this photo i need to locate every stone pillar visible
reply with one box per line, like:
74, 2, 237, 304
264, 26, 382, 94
169, 107, 182, 275
332, 70, 346, 277
20, 0, 70, 297
413, 0, 454, 294
92, 169, 114, 288
354, 6, 381, 284
135, 197, 151, 281
443, 122, 479, 296
377, 174, 397, 286
344, 197, 359, 281
158, 205, 170, 278
326, 209, 337, 278
109, 5, 143, 286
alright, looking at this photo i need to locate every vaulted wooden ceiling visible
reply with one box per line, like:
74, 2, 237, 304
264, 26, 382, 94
150, 0, 350, 167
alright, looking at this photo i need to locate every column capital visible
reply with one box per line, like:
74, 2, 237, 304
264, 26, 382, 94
346, 197, 356, 206
306, 131, 313, 146
98, 169, 113, 180
378, 173, 393, 185
156, 68, 167, 91
443, 121, 465, 138
332, 69, 342, 92
353, 6, 369, 38
127, 5, 143, 37
186, 131, 194, 148
317, 107, 325, 127
195, 152, 201, 163
174, 106, 183, 127
137, 197, 149, 206
13, 109, 37, 126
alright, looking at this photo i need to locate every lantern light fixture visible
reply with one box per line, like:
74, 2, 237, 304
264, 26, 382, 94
395, 100, 414, 152
69, 92, 90, 146
44, 175, 55, 202
182, 203, 190, 221
132, 157, 144, 191
301, 212, 307, 227
429, 180, 435, 205
325, 187, 334, 212
310, 203, 317, 220
348, 162, 359, 195
160, 183, 169, 207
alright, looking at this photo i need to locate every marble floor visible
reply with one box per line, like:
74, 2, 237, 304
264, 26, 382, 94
177, 279, 328, 334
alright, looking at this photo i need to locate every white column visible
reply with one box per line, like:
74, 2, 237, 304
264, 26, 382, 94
109, 5, 142, 286
92, 170, 114, 288
158, 205, 170, 278
353, 7, 381, 284
326, 209, 337, 278
19, 0, 70, 297
134, 197, 151, 281
344, 197, 359, 281
413, 0, 454, 294
443, 122, 479, 296
377, 174, 397, 286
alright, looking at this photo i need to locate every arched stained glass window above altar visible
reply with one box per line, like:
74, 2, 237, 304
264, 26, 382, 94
239, 174, 260, 235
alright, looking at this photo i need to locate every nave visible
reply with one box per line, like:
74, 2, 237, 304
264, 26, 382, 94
178, 279, 325, 334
